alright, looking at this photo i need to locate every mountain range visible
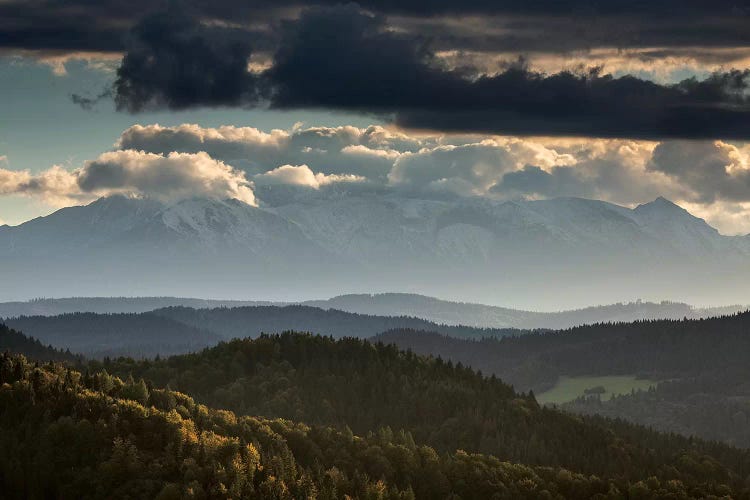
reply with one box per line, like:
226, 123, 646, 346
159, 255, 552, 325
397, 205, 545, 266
302, 293, 745, 329
2, 193, 749, 308
1, 293, 743, 330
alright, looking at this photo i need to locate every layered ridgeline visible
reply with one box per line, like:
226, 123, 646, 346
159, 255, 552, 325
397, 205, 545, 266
152, 306, 518, 342
4, 194, 750, 307
302, 294, 745, 329
9, 302, 749, 361
3, 313, 221, 358
8, 306, 750, 450
3, 307, 519, 358
2, 294, 743, 329
3, 352, 748, 499
0, 323, 80, 363
95, 333, 750, 491
375, 312, 750, 447
0, 297, 273, 319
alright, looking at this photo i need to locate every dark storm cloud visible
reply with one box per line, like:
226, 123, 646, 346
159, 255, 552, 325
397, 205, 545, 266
389, 15, 750, 56
105, 5, 750, 139
266, 7, 750, 139
0, 0, 275, 52
1, 0, 750, 54
354, 0, 750, 17
267, 4, 450, 110
112, 7, 263, 112
389, 69, 750, 139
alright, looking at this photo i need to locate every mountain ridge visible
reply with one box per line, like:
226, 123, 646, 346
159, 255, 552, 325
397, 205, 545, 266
3, 193, 750, 307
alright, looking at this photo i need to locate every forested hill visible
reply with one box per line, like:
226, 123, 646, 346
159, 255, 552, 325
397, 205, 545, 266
152, 305, 520, 341
97, 332, 750, 488
3, 312, 221, 358
2, 306, 520, 359
374, 313, 750, 447
0, 323, 80, 363
2, 354, 746, 499
375, 312, 750, 391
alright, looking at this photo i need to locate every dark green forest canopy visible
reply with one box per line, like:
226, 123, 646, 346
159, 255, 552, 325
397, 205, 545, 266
374, 311, 750, 390
96, 332, 750, 487
374, 312, 750, 448
0, 323, 80, 363
1, 351, 749, 499
7, 310, 750, 486
151, 305, 521, 341
561, 368, 750, 449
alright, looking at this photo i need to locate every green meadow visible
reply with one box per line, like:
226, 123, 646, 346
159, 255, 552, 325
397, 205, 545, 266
537, 375, 659, 405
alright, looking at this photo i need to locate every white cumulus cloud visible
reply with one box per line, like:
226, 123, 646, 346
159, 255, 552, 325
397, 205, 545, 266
254, 164, 366, 189
0, 150, 256, 206
6, 122, 750, 233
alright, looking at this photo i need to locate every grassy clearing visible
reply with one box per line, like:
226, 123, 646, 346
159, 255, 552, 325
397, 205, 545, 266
537, 375, 658, 405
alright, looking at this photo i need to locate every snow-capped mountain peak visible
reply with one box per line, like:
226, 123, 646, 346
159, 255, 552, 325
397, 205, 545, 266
2, 193, 750, 306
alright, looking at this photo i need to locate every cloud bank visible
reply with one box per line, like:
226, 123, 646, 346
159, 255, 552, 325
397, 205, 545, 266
0, 150, 257, 206
5, 3, 745, 140
113, 123, 748, 205
91, 5, 750, 140
2, 0, 749, 56
6, 122, 750, 233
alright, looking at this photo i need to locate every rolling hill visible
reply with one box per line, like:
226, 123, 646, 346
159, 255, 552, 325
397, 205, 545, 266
374, 312, 750, 447
93, 332, 750, 493
4, 348, 747, 498
0, 323, 80, 363
3, 312, 221, 358
1, 306, 519, 358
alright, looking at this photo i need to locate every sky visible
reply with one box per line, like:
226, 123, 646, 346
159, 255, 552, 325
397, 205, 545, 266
2, 1, 750, 233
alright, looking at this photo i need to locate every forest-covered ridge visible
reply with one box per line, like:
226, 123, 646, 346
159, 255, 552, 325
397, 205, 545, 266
0, 323, 81, 363
2, 312, 222, 358
2, 306, 523, 359
93, 332, 750, 486
7, 307, 750, 452
374, 311, 750, 391
2, 351, 747, 499
150, 305, 521, 341
373, 312, 750, 448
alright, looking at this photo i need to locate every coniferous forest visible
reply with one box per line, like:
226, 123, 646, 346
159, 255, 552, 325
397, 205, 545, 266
10, 307, 750, 450
376, 313, 750, 448
3, 328, 750, 498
